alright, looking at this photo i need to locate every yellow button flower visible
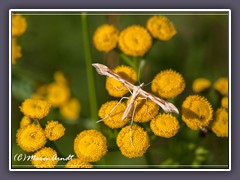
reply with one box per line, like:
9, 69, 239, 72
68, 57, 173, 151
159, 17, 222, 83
20, 98, 51, 120
45, 121, 65, 141
192, 78, 211, 93
117, 125, 150, 158
151, 69, 185, 98
118, 25, 152, 56
74, 130, 107, 162
16, 124, 47, 152
12, 14, 27, 37
98, 101, 129, 129
150, 113, 180, 138
93, 24, 119, 52
32, 147, 58, 168
60, 98, 81, 121
147, 16, 177, 41
54, 71, 68, 85
65, 158, 93, 168
214, 77, 228, 96
221, 96, 228, 109
12, 38, 22, 64
211, 108, 228, 137
106, 65, 137, 97
20, 116, 32, 128
126, 96, 159, 123
182, 95, 213, 130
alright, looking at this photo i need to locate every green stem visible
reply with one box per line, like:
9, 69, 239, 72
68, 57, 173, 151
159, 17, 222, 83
81, 13, 99, 129
119, 53, 137, 70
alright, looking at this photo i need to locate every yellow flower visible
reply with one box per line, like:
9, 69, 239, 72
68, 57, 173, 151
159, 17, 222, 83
126, 96, 159, 123
47, 82, 70, 107
214, 77, 228, 96
98, 101, 129, 129
211, 108, 228, 137
54, 71, 68, 85
150, 114, 179, 138
182, 95, 213, 130
93, 24, 119, 52
116, 125, 150, 158
12, 14, 27, 37
20, 116, 32, 128
221, 96, 228, 109
118, 25, 152, 56
65, 158, 93, 168
31, 147, 58, 168
106, 65, 137, 97
74, 130, 107, 162
20, 98, 51, 119
192, 78, 211, 93
45, 121, 65, 141
60, 98, 81, 121
16, 124, 47, 152
12, 38, 22, 64
31, 85, 48, 99
147, 16, 177, 41
151, 69, 185, 98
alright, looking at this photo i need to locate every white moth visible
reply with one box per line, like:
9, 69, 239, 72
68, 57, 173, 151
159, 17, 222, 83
92, 63, 179, 122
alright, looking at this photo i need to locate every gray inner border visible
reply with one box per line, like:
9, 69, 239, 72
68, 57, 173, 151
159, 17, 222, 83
1, 0, 239, 179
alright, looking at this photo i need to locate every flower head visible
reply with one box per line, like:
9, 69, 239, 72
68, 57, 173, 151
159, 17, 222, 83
45, 121, 65, 141
182, 95, 213, 130
192, 78, 211, 93
16, 124, 46, 152
151, 69, 185, 98
126, 96, 159, 123
98, 101, 129, 129
20, 116, 32, 128
60, 98, 81, 121
106, 65, 137, 97
221, 97, 228, 109
117, 125, 150, 158
118, 25, 152, 56
214, 77, 228, 96
54, 71, 68, 85
20, 98, 51, 119
12, 14, 27, 37
65, 158, 93, 168
211, 108, 228, 137
74, 130, 107, 162
150, 113, 180, 138
93, 24, 119, 52
12, 38, 22, 64
31, 147, 58, 168
147, 16, 176, 41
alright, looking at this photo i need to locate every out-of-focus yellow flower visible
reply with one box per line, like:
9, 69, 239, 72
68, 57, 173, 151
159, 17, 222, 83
60, 98, 81, 121
47, 83, 70, 107
214, 77, 228, 96
45, 121, 65, 141
65, 158, 93, 168
98, 101, 129, 129
12, 14, 27, 37
20, 98, 51, 120
16, 124, 46, 152
192, 78, 211, 93
221, 97, 228, 109
118, 25, 152, 56
150, 113, 180, 138
212, 108, 228, 137
151, 69, 185, 99
74, 130, 107, 162
54, 71, 68, 85
31, 147, 58, 168
106, 65, 137, 97
182, 95, 213, 130
20, 116, 32, 128
147, 16, 177, 41
126, 96, 159, 123
93, 24, 119, 52
117, 125, 150, 158
12, 38, 22, 64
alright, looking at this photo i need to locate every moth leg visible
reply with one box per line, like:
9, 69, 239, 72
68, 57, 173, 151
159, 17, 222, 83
96, 96, 129, 123
137, 97, 155, 119
129, 100, 138, 148
115, 85, 133, 95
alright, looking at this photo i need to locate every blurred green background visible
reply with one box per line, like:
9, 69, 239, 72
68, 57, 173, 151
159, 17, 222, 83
11, 12, 229, 168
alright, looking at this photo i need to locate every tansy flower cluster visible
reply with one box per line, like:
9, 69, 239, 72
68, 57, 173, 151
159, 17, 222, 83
12, 14, 27, 64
